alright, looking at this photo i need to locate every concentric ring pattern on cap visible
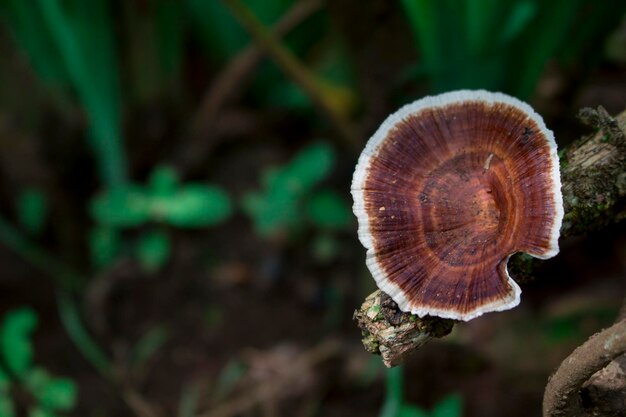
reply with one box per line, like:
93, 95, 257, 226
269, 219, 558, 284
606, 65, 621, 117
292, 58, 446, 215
351, 90, 564, 321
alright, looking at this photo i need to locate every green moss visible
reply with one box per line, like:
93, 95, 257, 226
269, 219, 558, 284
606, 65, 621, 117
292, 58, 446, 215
361, 333, 380, 354
558, 149, 569, 170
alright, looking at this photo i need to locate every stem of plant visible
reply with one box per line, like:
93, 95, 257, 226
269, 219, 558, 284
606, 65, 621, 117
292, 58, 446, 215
0, 214, 161, 417
221, 0, 359, 150
38, 0, 128, 187
379, 366, 404, 417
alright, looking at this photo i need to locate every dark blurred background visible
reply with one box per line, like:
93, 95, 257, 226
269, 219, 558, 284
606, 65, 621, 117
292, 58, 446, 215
0, 0, 625, 416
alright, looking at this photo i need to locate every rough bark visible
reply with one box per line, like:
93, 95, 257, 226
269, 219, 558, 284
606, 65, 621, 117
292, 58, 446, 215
543, 299, 626, 417
353, 291, 454, 367
580, 354, 626, 416
543, 320, 626, 417
354, 106, 626, 367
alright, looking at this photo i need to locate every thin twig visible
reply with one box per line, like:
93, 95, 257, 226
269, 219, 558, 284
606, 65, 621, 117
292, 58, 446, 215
543, 319, 626, 417
221, 0, 359, 149
190, 0, 323, 139
178, 0, 324, 174
0, 216, 80, 290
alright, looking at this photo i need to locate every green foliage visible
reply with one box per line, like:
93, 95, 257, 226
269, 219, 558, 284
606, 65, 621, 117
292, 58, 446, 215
0, 0, 127, 186
131, 325, 170, 370
212, 360, 247, 401
89, 226, 122, 269
431, 395, 463, 417
380, 367, 462, 417
56, 293, 111, 377
0, 308, 77, 416
0, 308, 37, 378
90, 165, 232, 271
242, 142, 352, 239
124, 0, 185, 102
399, 0, 626, 98
187, 0, 292, 63
0, 375, 12, 417
188, 0, 357, 116
91, 186, 150, 228
16, 189, 47, 236
306, 190, 353, 230
156, 185, 232, 228
136, 229, 171, 273
92, 165, 232, 229
25, 368, 76, 411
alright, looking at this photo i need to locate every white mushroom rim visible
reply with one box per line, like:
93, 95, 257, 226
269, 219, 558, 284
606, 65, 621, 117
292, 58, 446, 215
351, 89, 564, 321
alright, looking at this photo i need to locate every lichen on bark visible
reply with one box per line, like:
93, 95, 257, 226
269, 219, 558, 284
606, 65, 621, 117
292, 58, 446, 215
560, 106, 626, 236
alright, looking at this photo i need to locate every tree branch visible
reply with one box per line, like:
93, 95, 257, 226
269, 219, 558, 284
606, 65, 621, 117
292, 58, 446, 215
542, 319, 626, 417
354, 106, 626, 367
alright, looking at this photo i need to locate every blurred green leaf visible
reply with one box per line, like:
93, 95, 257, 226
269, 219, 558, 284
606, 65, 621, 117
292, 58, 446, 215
91, 186, 150, 227
0, 0, 69, 90
498, 0, 536, 44
311, 233, 339, 264
1, 0, 127, 186
283, 142, 334, 191
0, 368, 9, 390
16, 189, 47, 236
154, 185, 232, 228
186, 0, 247, 62
431, 394, 463, 417
399, 0, 624, 98
125, 0, 184, 102
242, 190, 300, 237
0, 393, 14, 417
89, 226, 121, 269
398, 405, 429, 417
23, 367, 48, 394
25, 368, 76, 411
148, 165, 179, 198
93, 175, 231, 230
28, 407, 54, 417
212, 360, 247, 401
38, 0, 127, 186
306, 189, 352, 230
177, 382, 200, 417
131, 325, 169, 369
0, 367, 13, 417
0, 307, 37, 378
136, 230, 171, 272
186, 0, 293, 63
243, 142, 336, 237
379, 366, 404, 417
155, 0, 184, 76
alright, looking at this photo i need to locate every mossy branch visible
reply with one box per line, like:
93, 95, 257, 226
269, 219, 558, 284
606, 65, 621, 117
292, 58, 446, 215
355, 106, 626, 367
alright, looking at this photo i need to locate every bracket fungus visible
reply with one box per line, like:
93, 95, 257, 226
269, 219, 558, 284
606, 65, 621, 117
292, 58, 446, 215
352, 90, 564, 321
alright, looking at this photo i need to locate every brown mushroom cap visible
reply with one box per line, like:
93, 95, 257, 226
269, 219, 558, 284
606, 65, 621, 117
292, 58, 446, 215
352, 90, 563, 321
